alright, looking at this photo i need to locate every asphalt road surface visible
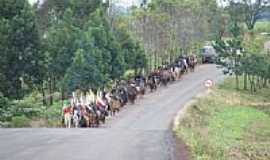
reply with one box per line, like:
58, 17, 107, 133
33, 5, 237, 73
0, 64, 223, 160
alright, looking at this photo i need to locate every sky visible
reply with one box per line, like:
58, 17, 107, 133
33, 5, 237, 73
28, 0, 36, 5
28, 0, 251, 8
115, 0, 141, 7
28, 0, 141, 7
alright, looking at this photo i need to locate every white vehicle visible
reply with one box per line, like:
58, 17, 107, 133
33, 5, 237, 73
201, 45, 217, 63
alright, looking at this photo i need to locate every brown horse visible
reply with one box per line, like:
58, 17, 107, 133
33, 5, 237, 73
160, 70, 171, 87
110, 96, 121, 116
82, 106, 98, 128
136, 85, 145, 98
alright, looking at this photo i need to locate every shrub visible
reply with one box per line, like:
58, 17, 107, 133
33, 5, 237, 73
11, 100, 43, 118
10, 116, 31, 128
0, 93, 11, 121
123, 70, 135, 80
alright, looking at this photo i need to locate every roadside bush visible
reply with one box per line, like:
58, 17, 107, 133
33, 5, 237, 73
10, 116, 31, 128
0, 93, 11, 121
123, 70, 135, 80
11, 100, 43, 118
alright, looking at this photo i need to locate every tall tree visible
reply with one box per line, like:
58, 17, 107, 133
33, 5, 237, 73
0, 0, 44, 99
63, 48, 103, 93
225, 0, 270, 89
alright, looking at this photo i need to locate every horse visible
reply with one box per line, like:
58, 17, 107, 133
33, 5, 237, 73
174, 65, 182, 80
116, 87, 128, 107
180, 58, 188, 74
96, 98, 108, 124
160, 69, 171, 87
147, 74, 157, 92
110, 96, 121, 116
72, 109, 80, 128
81, 106, 98, 128
96, 108, 106, 124
134, 76, 146, 97
127, 84, 137, 104
188, 55, 197, 72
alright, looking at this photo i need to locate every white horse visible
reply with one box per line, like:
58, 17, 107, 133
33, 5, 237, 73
73, 110, 80, 128
174, 66, 181, 80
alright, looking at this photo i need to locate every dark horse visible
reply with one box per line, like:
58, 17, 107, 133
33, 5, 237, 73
188, 55, 197, 72
127, 84, 137, 104
147, 74, 157, 92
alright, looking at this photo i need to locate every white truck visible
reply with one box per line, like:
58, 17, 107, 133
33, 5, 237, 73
201, 45, 217, 63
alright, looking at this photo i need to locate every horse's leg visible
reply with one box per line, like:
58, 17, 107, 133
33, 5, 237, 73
64, 115, 67, 128
64, 116, 67, 128
85, 116, 90, 128
68, 115, 71, 128
75, 117, 79, 128
64, 114, 70, 128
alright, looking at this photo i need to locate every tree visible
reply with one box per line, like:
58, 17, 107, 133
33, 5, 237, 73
214, 1, 270, 92
63, 48, 103, 93
213, 1, 244, 89
0, 0, 44, 99
129, 0, 220, 70
87, 9, 126, 80
224, 0, 270, 90
240, 0, 269, 30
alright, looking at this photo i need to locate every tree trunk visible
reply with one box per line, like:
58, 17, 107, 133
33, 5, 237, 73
235, 74, 239, 90
53, 76, 56, 92
252, 76, 256, 93
154, 51, 157, 69
243, 73, 247, 90
42, 86, 47, 106
148, 54, 152, 73
248, 75, 254, 93
61, 88, 65, 107
49, 77, 53, 106
263, 78, 268, 88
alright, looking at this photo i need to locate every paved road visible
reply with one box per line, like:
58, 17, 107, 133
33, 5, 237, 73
0, 65, 223, 160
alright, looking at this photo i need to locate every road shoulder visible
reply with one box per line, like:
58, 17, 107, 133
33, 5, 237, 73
172, 92, 208, 160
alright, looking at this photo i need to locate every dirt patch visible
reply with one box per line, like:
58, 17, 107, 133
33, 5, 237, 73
30, 119, 48, 128
171, 91, 210, 160
172, 131, 191, 160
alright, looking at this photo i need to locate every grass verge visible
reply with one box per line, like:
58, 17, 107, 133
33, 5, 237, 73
175, 78, 270, 160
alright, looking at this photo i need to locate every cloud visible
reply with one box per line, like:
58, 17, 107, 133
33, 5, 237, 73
28, 0, 37, 5
115, 0, 140, 7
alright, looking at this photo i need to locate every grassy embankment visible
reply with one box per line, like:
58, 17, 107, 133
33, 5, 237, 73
175, 78, 270, 160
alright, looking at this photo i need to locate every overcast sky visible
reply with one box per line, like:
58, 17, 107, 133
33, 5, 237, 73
27, 0, 239, 8
28, 0, 141, 7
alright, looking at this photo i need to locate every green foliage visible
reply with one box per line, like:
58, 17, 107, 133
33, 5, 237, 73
214, 1, 270, 91
10, 116, 31, 128
123, 70, 135, 80
64, 48, 103, 92
44, 3, 143, 90
0, 0, 44, 99
45, 8, 80, 79
0, 93, 10, 121
175, 78, 270, 160
0, 0, 147, 127
209, 107, 269, 148
254, 21, 270, 33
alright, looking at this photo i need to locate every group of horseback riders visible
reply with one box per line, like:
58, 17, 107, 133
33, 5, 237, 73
62, 54, 197, 128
